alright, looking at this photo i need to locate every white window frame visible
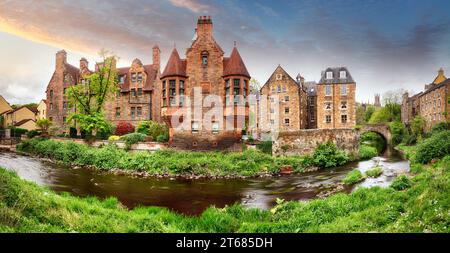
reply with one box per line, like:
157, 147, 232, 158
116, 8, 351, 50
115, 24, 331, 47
339, 70, 346, 79
325, 85, 332, 96
326, 71, 333, 79
212, 122, 219, 134
341, 84, 347, 95
191, 121, 199, 133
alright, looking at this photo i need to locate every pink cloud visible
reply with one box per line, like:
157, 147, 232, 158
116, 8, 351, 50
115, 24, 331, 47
169, 0, 210, 13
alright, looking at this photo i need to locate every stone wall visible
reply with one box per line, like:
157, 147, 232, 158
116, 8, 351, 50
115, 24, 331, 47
273, 129, 359, 156
50, 137, 166, 152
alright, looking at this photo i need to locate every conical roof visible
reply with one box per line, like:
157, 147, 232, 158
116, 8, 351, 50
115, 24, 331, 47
161, 48, 186, 78
223, 47, 250, 78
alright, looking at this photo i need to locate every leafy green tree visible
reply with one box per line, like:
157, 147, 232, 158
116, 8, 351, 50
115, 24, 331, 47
410, 115, 426, 139
389, 121, 406, 145
364, 106, 375, 123
36, 118, 52, 135
66, 49, 118, 138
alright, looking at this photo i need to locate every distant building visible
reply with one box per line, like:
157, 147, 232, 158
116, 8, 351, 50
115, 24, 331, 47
374, 94, 381, 107
316, 67, 356, 129
37, 99, 47, 120
0, 95, 12, 116
1, 105, 39, 131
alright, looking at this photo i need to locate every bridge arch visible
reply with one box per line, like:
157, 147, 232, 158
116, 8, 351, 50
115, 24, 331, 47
360, 124, 391, 145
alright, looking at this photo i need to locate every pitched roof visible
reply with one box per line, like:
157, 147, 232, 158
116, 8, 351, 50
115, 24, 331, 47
64, 63, 80, 86
117, 63, 158, 92
14, 118, 35, 127
260, 65, 300, 92
223, 47, 250, 78
161, 48, 187, 78
318, 67, 355, 84
421, 78, 450, 95
4, 105, 38, 115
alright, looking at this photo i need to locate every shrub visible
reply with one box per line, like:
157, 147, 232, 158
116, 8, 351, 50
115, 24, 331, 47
390, 175, 411, 191
415, 130, 450, 164
342, 169, 365, 185
26, 130, 41, 139
365, 167, 383, 178
409, 163, 424, 174
136, 121, 169, 140
8, 126, 28, 137
108, 135, 121, 142
359, 145, 378, 160
115, 122, 135, 136
402, 133, 417, 146
430, 121, 450, 135
156, 134, 168, 143
389, 121, 406, 146
69, 127, 77, 138
312, 142, 349, 168
120, 133, 146, 150
257, 141, 272, 155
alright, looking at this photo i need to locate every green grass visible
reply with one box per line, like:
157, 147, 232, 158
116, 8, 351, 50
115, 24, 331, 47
1, 154, 449, 232
359, 145, 378, 160
342, 169, 365, 185
365, 167, 383, 178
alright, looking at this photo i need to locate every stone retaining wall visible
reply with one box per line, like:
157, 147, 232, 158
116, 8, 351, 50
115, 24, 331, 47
50, 137, 166, 151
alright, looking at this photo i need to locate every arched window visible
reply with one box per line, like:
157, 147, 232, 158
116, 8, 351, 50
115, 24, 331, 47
201, 51, 208, 66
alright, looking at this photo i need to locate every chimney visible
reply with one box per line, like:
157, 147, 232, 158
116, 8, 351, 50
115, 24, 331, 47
56, 50, 67, 70
196, 16, 213, 38
438, 67, 444, 76
152, 45, 160, 71
80, 57, 88, 70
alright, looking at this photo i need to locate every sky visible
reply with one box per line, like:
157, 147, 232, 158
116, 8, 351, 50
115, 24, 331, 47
1, 0, 450, 105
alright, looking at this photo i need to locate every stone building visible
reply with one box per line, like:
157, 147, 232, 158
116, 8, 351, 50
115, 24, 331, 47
402, 68, 449, 130
160, 16, 250, 150
45, 47, 161, 132
259, 65, 308, 133
316, 67, 356, 129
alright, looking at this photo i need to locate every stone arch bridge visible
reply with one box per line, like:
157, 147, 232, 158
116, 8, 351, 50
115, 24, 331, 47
360, 124, 391, 144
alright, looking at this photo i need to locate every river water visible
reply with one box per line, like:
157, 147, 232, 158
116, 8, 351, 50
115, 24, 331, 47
0, 150, 409, 215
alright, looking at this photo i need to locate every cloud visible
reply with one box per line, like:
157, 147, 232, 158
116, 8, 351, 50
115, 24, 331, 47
169, 0, 210, 13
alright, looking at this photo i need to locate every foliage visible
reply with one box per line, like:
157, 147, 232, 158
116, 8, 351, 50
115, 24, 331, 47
108, 135, 121, 142
7, 126, 28, 137
368, 103, 401, 124
364, 106, 376, 123
389, 121, 406, 146
1, 151, 448, 233
136, 121, 169, 140
359, 145, 378, 160
26, 130, 41, 139
410, 116, 426, 138
402, 133, 417, 146
415, 130, 450, 164
115, 122, 135, 136
256, 141, 272, 155
360, 132, 385, 153
342, 169, 365, 185
68, 112, 112, 140
311, 142, 349, 168
430, 121, 450, 135
120, 133, 146, 150
365, 167, 383, 178
69, 127, 77, 138
156, 134, 169, 143
36, 118, 52, 135
390, 175, 411, 191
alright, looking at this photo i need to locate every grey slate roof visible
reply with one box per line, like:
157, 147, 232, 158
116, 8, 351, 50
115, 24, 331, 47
318, 67, 355, 84
304, 81, 317, 96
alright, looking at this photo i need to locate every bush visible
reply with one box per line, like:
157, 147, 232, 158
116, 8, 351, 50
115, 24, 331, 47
390, 175, 411, 191
409, 163, 424, 174
136, 121, 169, 140
365, 167, 383, 178
312, 142, 349, 168
8, 126, 28, 137
108, 135, 121, 142
120, 133, 146, 150
69, 127, 77, 138
257, 141, 272, 155
402, 133, 417, 146
359, 145, 378, 160
360, 132, 385, 153
26, 130, 41, 139
389, 121, 406, 146
115, 122, 135, 136
415, 130, 450, 164
342, 169, 365, 185
430, 122, 450, 135
156, 134, 168, 143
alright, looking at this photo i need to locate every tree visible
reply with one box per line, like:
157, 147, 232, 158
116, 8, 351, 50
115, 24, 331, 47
411, 115, 426, 139
382, 89, 406, 105
36, 118, 52, 135
66, 49, 118, 139
249, 78, 262, 93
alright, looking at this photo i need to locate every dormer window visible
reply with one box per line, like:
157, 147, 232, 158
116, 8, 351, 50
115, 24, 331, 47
326, 71, 333, 79
339, 71, 346, 79
201, 51, 208, 65
131, 73, 136, 82
137, 72, 142, 82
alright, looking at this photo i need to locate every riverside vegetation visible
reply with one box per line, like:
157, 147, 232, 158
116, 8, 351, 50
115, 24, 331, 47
16, 138, 350, 177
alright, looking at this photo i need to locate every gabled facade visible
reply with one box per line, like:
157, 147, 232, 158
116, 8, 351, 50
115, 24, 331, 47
2, 105, 39, 130
160, 16, 250, 150
0, 95, 12, 115
259, 65, 307, 132
316, 67, 356, 129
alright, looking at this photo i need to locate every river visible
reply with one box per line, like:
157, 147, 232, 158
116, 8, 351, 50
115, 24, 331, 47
0, 150, 409, 215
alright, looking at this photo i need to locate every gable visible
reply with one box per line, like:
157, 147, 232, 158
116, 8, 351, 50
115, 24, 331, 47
261, 66, 299, 92
0, 95, 12, 114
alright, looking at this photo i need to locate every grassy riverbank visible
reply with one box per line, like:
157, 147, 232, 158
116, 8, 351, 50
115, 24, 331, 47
1, 152, 448, 232
15, 138, 350, 177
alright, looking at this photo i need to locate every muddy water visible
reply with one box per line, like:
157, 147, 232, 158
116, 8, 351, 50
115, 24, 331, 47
0, 150, 409, 215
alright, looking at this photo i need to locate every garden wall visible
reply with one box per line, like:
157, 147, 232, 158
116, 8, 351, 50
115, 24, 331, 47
50, 137, 166, 152
273, 129, 360, 156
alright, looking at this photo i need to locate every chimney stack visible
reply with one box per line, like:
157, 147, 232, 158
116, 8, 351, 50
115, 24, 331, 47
80, 57, 89, 70
152, 45, 160, 71
196, 16, 213, 38
56, 50, 67, 70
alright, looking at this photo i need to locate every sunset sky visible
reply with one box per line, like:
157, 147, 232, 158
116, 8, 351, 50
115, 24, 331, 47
1, 0, 450, 105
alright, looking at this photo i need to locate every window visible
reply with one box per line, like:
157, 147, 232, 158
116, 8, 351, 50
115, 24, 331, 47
276, 74, 282, 80
50, 90, 54, 100
284, 96, 289, 102
137, 72, 142, 82
201, 51, 208, 65
285, 107, 289, 114
326, 115, 332, 123
119, 75, 125, 83
63, 101, 68, 109
233, 79, 241, 105
131, 73, 136, 83
131, 88, 136, 97
115, 107, 120, 118
325, 85, 332, 96
282, 86, 286, 92
325, 102, 331, 110
341, 101, 347, 109
340, 84, 347, 95
284, 118, 290, 126
212, 122, 219, 134
130, 107, 135, 118
179, 80, 185, 106
137, 88, 143, 96
310, 114, 315, 122
339, 70, 346, 79
169, 80, 176, 106
270, 119, 275, 125
191, 121, 199, 133
162, 80, 167, 106
277, 85, 281, 93
225, 79, 230, 105
326, 71, 333, 79
341, 114, 347, 123
137, 107, 142, 117
50, 103, 53, 110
